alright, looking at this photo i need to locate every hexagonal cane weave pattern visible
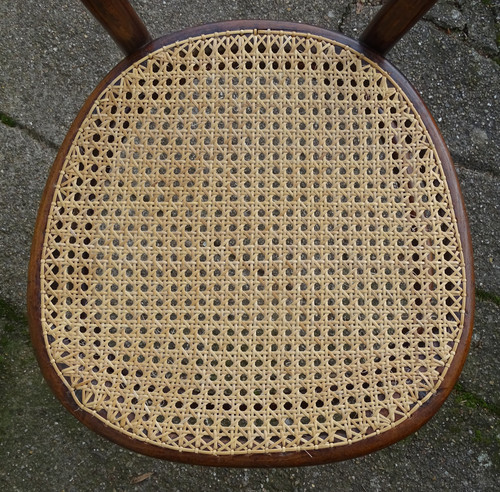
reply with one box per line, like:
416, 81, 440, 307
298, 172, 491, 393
39, 30, 466, 455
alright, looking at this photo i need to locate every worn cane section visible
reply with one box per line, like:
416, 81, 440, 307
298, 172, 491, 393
39, 31, 466, 455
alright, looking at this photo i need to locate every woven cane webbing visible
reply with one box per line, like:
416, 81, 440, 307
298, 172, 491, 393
40, 30, 466, 455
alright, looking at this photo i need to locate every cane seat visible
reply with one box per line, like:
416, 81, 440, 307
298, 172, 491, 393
29, 22, 473, 466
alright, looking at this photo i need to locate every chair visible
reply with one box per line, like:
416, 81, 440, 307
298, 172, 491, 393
28, 0, 474, 466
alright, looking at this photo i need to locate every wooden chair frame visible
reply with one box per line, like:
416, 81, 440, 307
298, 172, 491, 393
28, 0, 474, 467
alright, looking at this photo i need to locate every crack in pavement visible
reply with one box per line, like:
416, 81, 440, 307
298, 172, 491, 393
0, 115, 59, 152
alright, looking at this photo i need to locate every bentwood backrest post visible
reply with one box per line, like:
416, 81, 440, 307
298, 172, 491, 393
80, 0, 152, 55
360, 0, 439, 55
81, 0, 439, 57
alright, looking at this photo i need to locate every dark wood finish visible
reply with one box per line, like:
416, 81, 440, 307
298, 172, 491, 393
28, 20, 474, 467
360, 0, 438, 55
80, 0, 152, 55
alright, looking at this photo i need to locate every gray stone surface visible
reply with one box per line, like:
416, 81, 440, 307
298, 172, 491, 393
457, 166, 500, 293
460, 301, 500, 408
0, 125, 55, 308
1, 1, 499, 490
425, 0, 467, 32
0, 0, 120, 146
461, 0, 500, 57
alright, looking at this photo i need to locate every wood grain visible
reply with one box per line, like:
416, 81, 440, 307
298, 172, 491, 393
80, 0, 152, 55
360, 0, 438, 55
